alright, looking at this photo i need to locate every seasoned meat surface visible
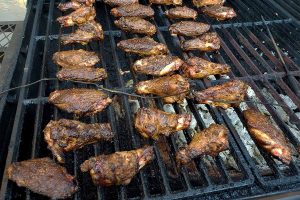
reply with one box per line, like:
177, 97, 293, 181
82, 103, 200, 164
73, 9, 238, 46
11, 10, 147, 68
7, 158, 77, 199
114, 17, 156, 36
202, 5, 236, 21
57, 67, 107, 83
57, 6, 96, 27
117, 37, 168, 56
135, 74, 190, 104
44, 119, 114, 163
182, 32, 220, 52
193, 80, 248, 109
111, 4, 154, 18
149, 0, 182, 5
165, 6, 197, 20
53, 49, 100, 68
58, 2, 82, 11
169, 21, 210, 37
193, 0, 225, 7
104, 0, 139, 7
80, 146, 155, 186
133, 55, 184, 76
176, 124, 229, 165
183, 57, 230, 79
135, 108, 191, 140
49, 88, 112, 116
243, 109, 292, 164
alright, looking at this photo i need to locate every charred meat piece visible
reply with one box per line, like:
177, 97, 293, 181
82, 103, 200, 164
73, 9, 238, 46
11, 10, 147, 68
193, 80, 248, 109
81, 146, 154, 186
193, 0, 225, 7
111, 4, 154, 18
182, 32, 220, 52
114, 17, 156, 36
135, 108, 191, 140
58, 2, 82, 11
44, 119, 114, 163
169, 21, 210, 37
57, 67, 107, 83
243, 109, 292, 164
183, 57, 230, 79
133, 55, 184, 76
165, 6, 197, 20
7, 158, 77, 199
49, 88, 112, 116
53, 49, 100, 68
104, 0, 139, 7
135, 74, 190, 104
57, 6, 96, 27
176, 124, 229, 165
117, 37, 168, 56
202, 5, 236, 21
149, 0, 182, 6
61, 21, 104, 45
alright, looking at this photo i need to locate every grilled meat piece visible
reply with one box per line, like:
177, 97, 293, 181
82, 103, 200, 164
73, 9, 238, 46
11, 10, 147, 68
104, 0, 139, 7
49, 88, 112, 116
176, 124, 229, 165
165, 6, 197, 20
111, 4, 154, 18
202, 5, 236, 21
58, 2, 82, 11
169, 21, 210, 37
193, 0, 225, 7
183, 57, 230, 79
114, 17, 156, 36
53, 49, 100, 68
133, 55, 184, 76
57, 6, 96, 27
81, 146, 154, 186
243, 109, 292, 164
61, 21, 104, 45
193, 80, 248, 109
135, 108, 191, 140
182, 32, 220, 52
117, 37, 168, 56
7, 158, 77, 199
135, 74, 190, 104
149, 0, 182, 6
44, 119, 114, 163
57, 67, 107, 83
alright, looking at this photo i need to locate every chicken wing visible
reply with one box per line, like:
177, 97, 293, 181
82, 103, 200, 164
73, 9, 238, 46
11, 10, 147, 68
104, 0, 139, 7
176, 124, 229, 165
169, 21, 210, 37
183, 57, 230, 79
111, 4, 154, 18
133, 55, 184, 76
80, 146, 154, 186
202, 5, 236, 21
149, 0, 182, 6
165, 6, 197, 20
53, 49, 100, 68
57, 67, 107, 83
58, 2, 82, 11
57, 6, 96, 27
243, 109, 292, 164
193, 0, 225, 7
135, 74, 190, 104
181, 32, 221, 52
117, 37, 168, 56
49, 88, 112, 116
7, 158, 77, 199
193, 80, 248, 109
114, 17, 156, 36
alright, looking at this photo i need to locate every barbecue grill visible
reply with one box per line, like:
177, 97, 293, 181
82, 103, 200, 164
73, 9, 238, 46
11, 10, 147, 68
0, 0, 300, 199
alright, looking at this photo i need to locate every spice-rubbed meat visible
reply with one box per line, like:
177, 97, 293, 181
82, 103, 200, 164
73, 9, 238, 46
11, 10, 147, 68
134, 108, 191, 140
44, 119, 114, 163
57, 6, 96, 27
104, 0, 139, 7
243, 109, 292, 164
202, 5, 236, 21
80, 146, 154, 186
165, 6, 197, 20
193, 0, 225, 7
58, 0, 95, 11
7, 158, 77, 199
176, 124, 229, 165
193, 80, 249, 109
183, 57, 230, 79
133, 55, 184, 76
149, 0, 182, 5
135, 74, 190, 104
181, 32, 220, 52
114, 17, 156, 36
117, 37, 168, 56
169, 21, 210, 37
57, 67, 107, 83
49, 88, 112, 116
111, 4, 154, 18
61, 21, 104, 45
53, 49, 100, 68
